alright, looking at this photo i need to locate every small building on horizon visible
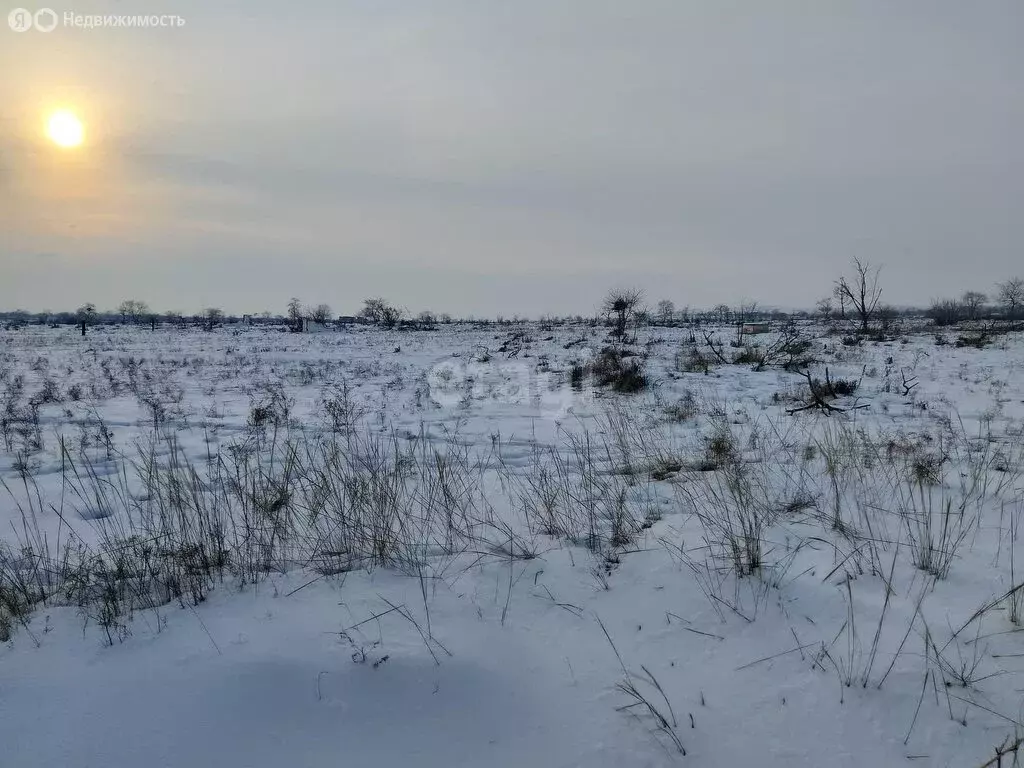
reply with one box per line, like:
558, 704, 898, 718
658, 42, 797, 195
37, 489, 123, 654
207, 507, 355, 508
300, 319, 330, 333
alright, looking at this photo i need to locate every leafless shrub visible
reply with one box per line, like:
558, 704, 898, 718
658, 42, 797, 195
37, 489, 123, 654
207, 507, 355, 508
319, 379, 366, 436
956, 331, 995, 349
676, 344, 711, 374
589, 347, 648, 393
664, 391, 698, 422
247, 380, 293, 431
601, 288, 644, 341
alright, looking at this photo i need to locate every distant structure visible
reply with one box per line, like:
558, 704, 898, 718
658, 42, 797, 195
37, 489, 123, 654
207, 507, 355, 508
300, 319, 330, 333
740, 322, 771, 335
336, 315, 370, 326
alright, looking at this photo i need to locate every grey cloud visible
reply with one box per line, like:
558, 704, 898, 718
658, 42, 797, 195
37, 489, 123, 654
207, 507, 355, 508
2, 0, 1022, 315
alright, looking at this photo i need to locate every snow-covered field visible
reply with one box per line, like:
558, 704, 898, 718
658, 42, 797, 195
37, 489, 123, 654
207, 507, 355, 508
2, 321, 1023, 767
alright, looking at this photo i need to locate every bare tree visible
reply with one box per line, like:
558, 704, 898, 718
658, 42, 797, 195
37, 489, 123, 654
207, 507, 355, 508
734, 299, 758, 342
381, 305, 403, 328
877, 303, 898, 332
928, 298, 961, 327
656, 299, 675, 325
204, 307, 223, 331
736, 300, 757, 322
831, 284, 847, 320
815, 297, 834, 320
997, 277, 1024, 320
76, 303, 96, 336
601, 288, 644, 340
360, 297, 403, 328
310, 303, 332, 324
960, 291, 986, 321
359, 298, 383, 323
118, 299, 148, 325
417, 310, 437, 325
834, 258, 883, 334
287, 297, 304, 331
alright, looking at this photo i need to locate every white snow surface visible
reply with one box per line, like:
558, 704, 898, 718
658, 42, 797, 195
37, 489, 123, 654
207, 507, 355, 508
1, 321, 1023, 767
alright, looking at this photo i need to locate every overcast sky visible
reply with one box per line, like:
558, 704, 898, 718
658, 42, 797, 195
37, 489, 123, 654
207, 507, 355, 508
2, 1, 1021, 317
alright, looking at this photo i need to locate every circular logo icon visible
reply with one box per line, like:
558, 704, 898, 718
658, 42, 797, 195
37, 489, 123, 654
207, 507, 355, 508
34, 8, 58, 32
8, 8, 33, 31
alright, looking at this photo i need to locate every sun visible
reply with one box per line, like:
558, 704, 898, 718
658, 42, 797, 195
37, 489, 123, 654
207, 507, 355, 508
46, 110, 85, 148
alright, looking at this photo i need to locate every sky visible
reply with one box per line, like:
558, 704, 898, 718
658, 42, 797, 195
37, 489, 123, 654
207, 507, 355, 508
1, 1, 1022, 317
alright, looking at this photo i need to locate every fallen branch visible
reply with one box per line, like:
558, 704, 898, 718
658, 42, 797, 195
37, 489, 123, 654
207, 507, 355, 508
786, 368, 869, 416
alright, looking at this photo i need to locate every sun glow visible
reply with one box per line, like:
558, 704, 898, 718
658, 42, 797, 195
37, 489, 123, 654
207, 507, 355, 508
46, 110, 85, 148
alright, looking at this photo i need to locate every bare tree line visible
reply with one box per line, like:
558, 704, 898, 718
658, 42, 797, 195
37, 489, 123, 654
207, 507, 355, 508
925, 277, 1024, 326
3, 265, 1024, 336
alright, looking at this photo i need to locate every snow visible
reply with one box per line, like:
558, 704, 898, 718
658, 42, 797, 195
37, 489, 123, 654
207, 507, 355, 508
2, 321, 1023, 767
